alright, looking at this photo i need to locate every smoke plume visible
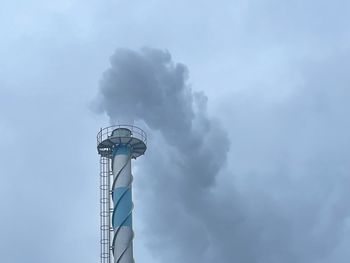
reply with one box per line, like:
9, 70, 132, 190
96, 47, 230, 261
95, 48, 350, 263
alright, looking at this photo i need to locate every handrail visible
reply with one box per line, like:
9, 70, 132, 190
97, 125, 147, 146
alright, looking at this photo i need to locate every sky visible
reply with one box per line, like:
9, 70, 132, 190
1, 1, 350, 263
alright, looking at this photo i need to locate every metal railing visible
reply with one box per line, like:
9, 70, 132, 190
97, 125, 147, 147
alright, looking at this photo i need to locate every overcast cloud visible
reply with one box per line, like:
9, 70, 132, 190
1, 1, 350, 263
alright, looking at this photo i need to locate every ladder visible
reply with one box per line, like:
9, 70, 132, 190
100, 156, 112, 263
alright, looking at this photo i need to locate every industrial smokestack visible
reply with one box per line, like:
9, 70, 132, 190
97, 125, 147, 263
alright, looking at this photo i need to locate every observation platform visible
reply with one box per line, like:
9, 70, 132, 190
97, 125, 147, 158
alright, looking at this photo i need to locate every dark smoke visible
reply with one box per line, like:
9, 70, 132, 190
96, 47, 230, 260
96, 47, 230, 187
95, 48, 350, 263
